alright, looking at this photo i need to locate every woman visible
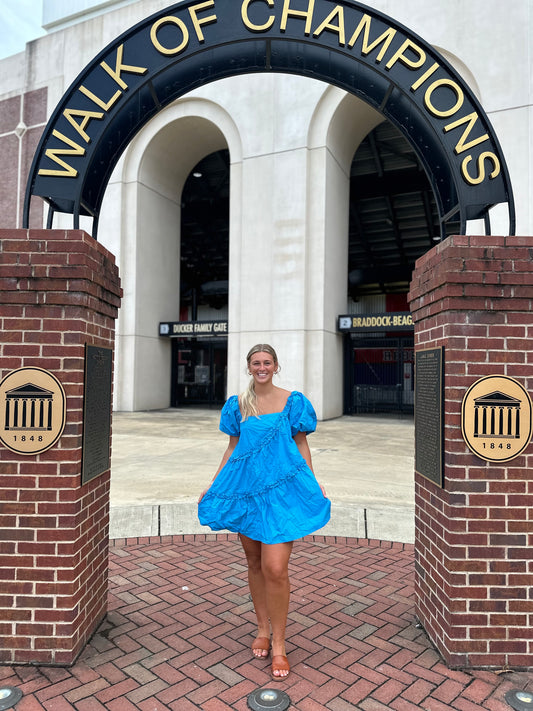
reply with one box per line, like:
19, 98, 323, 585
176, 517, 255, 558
198, 344, 331, 681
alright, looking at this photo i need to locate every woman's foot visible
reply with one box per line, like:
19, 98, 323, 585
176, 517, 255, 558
271, 654, 290, 680
251, 636, 270, 659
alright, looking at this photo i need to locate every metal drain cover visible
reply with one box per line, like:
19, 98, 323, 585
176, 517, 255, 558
247, 688, 290, 711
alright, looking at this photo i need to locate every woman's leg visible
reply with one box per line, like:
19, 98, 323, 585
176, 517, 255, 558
261, 541, 293, 677
239, 534, 271, 657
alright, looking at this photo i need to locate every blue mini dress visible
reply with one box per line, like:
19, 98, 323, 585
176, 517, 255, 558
198, 391, 331, 544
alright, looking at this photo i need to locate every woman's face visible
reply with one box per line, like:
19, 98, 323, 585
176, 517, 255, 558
248, 351, 277, 385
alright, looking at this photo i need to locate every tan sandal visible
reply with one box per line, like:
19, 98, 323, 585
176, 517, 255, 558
251, 636, 270, 659
271, 654, 290, 680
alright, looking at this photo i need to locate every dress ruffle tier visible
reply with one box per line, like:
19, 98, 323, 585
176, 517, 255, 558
198, 391, 331, 544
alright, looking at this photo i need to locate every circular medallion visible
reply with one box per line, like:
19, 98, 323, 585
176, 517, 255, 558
461, 375, 532, 462
0, 368, 66, 456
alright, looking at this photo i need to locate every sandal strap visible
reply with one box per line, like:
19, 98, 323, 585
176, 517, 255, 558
271, 654, 290, 672
252, 636, 271, 651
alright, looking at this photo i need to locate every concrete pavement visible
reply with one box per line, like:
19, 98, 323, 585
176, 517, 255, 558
109, 408, 415, 543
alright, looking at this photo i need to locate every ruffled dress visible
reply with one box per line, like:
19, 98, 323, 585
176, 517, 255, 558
198, 391, 331, 544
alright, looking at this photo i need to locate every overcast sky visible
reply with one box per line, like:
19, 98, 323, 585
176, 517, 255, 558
0, 0, 46, 60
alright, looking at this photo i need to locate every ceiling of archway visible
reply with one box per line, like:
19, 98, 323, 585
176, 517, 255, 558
348, 121, 459, 297
179, 121, 459, 308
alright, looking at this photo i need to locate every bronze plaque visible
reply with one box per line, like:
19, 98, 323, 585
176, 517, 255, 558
0, 367, 66, 455
462, 375, 532, 462
82, 345, 112, 484
415, 347, 444, 487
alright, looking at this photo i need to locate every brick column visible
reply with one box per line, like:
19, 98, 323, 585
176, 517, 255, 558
0, 229, 121, 665
408, 235, 533, 670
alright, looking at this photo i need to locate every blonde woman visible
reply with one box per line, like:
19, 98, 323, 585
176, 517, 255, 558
198, 344, 330, 681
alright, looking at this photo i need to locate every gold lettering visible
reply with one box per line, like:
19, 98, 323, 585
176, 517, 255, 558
79, 84, 122, 111
424, 78, 464, 118
385, 38, 426, 72
150, 16, 189, 56
313, 6, 345, 45
241, 0, 275, 32
173, 323, 194, 333
461, 152, 501, 185
63, 108, 104, 143
188, 0, 217, 41
410, 61, 439, 91
100, 44, 147, 90
444, 111, 489, 154
280, 0, 315, 35
38, 129, 85, 178
347, 14, 396, 62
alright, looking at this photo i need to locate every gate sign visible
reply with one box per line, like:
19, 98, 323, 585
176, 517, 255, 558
461, 375, 533, 462
24, 0, 514, 239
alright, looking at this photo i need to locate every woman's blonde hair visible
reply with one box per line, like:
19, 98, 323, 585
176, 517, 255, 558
239, 344, 279, 420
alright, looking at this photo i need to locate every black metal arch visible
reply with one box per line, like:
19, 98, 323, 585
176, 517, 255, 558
23, 0, 515, 239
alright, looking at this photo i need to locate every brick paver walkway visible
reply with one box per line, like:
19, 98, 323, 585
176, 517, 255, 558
1, 535, 532, 710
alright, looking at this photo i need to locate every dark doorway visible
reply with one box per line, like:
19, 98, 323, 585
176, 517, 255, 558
173, 149, 230, 407
180, 149, 229, 318
171, 340, 227, 407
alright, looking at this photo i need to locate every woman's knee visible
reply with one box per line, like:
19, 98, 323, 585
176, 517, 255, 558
261, 560, 289, 583
240, 535, 263, 572
245, 551, 263, 573
261, 545, 292, 582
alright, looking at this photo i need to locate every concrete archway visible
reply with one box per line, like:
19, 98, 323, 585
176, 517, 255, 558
103, 99, 242, 410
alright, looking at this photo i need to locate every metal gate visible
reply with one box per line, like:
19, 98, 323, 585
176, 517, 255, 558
346, 337, 414, 415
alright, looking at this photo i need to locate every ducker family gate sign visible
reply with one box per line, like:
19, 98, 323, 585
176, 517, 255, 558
24, 0, 515, 239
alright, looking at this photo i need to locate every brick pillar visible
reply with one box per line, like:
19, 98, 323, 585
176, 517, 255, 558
408, 235, 533, 670
0, 229, 121, 665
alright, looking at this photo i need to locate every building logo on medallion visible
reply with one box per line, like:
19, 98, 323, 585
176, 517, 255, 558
0, 368, 66, 455
461, 375, 532, 462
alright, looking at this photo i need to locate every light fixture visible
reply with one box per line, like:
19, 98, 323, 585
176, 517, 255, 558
0, 686, 23, 710
505, 689, 533, 711
247, 687, 290, 711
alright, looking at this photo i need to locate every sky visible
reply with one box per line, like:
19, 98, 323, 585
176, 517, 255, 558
0, 0, 46, 60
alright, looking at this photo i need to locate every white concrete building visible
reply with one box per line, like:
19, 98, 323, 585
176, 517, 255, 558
1, 0, 531, 418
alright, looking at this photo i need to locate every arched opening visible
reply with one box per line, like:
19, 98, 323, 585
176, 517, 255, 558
343, 122, 461, 416
105, 101, 240, 412
172, 148, 230, 407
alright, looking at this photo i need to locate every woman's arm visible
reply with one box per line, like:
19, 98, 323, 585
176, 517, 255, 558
293, 431, 314, 471
293, 431, 327, 497
198, 435, 239, 502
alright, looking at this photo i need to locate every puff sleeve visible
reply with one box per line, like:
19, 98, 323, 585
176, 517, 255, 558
219, 395, 241, 436
289, 391, 317, 436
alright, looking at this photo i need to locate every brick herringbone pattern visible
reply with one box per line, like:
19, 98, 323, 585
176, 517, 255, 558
1, 535, 532, 709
